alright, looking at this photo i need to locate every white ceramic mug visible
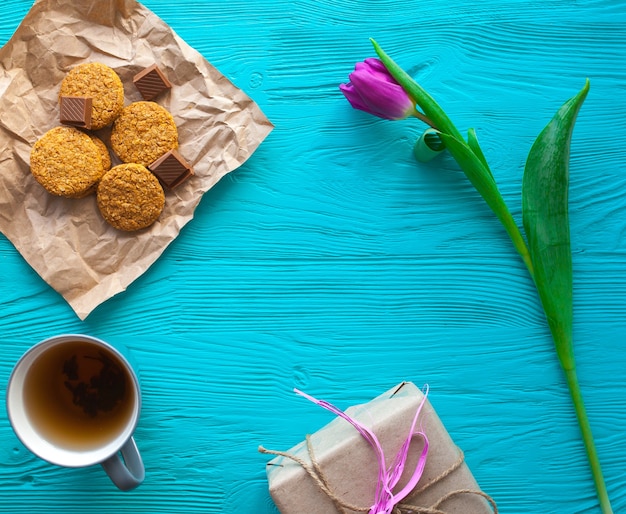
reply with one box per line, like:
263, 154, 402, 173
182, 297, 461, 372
6, 334, 144, 491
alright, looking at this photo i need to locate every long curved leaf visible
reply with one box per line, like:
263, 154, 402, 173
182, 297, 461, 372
522, 79, 589, 370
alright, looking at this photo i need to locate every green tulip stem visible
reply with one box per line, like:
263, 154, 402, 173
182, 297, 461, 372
412, 109, 438, 130
369, 39, 612, 512
565, 367, 613, 514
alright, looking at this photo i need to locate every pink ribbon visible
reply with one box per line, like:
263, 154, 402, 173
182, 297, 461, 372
295, 385, 429, 514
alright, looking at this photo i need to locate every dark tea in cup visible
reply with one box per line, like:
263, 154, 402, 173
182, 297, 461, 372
22, 339, 135, 451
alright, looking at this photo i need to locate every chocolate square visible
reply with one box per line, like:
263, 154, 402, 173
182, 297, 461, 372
133, 64, 172, 101
60, 96, 92, 130
148, 149, 194, 189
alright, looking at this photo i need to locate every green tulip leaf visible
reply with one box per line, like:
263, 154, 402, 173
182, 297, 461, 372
467, 128, 493, 180
521, 79, 613, 513
521, 79, 589, 371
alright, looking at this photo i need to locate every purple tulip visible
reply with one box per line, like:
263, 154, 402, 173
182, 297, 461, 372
339, 58, 415, 120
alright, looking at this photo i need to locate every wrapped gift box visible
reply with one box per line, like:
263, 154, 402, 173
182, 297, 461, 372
263, 382, 494, 514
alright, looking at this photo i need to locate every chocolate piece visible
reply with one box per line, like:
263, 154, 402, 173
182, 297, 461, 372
60, 96, 92, 130
133, 64, 172, 101
148, 149, 194, 189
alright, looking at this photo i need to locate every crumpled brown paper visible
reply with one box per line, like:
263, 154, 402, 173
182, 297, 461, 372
0, 0, 273, 320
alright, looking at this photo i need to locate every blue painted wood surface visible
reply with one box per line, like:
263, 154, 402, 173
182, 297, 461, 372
1, 0, 625, 512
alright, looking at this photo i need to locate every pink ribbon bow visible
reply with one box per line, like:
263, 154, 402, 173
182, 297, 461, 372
295, 385, 429, 514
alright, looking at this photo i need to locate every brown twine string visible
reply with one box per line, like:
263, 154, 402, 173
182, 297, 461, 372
259, 437, 498, 514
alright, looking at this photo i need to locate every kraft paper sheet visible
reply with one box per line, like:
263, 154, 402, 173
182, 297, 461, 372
0, 0, 273, 319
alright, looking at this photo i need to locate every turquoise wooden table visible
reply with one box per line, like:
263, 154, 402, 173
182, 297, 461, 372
1, 0, 625, 512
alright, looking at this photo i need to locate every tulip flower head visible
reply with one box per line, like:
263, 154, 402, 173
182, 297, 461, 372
340, 58, 417, 120
340, 58, 437, 130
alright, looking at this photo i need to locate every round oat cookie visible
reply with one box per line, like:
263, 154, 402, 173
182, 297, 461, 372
30, 126, 105, 198
89, 134, 111, 171
59, 62, 124, 130
78, 135, 112, 196
110, 101, 178, 167
97, 163, 165, 231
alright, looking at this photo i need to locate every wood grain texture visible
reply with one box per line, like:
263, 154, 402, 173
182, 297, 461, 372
1, 0, 626, 512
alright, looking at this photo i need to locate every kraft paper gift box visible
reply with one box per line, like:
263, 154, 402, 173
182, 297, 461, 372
262, 382, 495, 514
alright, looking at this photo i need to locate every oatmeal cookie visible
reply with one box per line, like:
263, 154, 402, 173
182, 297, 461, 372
30, 126, 105, 198
97, 163, 165, 231
59, 62, 124, 130
88, 134, 112, 171
110, 101, 178, 167
77, 134, 112, 196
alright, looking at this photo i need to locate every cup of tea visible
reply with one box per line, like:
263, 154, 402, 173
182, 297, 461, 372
6, 334, 144, 491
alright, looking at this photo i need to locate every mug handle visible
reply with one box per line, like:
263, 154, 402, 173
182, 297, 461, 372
100, 437, 145, 491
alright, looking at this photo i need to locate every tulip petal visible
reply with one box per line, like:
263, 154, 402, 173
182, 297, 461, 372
362, 58, 398, 84
349, 71, 414, 120
339, 82, 371, 113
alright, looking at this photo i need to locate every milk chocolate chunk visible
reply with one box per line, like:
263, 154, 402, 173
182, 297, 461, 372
60, 96, 93, 130
148, 149, 194, 189
133, 64, 172, 101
